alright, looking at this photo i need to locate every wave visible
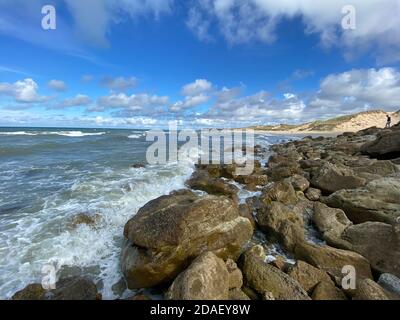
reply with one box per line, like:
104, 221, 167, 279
0, 131, 37, 136
0, 131, 106, 137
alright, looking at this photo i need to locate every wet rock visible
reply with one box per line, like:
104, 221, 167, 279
238, 203, 256, 229
257, 201, 304, 252
12, 284, 47, 300
294, 242, 372, 280
311, 163, 366, 194
12, 277, 101, 300
312, 202, 352, 249
186, 170, 239, 201
287, 260, 334, 294
69, 213, 100, 229
240, 246, 310, 300
311, 281, 347, 300
325, 177, 400, 224
165, 252, 229, 300
122, 193, 252, 289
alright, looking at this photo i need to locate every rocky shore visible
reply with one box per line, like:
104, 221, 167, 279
13, 123, 400, 300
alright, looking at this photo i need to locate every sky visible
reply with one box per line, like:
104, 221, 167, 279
0, 0, 400, 128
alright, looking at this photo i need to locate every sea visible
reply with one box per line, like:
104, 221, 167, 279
0, 127, 296, 299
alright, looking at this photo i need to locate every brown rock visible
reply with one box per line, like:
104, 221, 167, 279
294, 242, 373, 280
241, 246, 310, 300
165, 252, 229, 300
311, 281, 347, 300
353, 279, 390, 300
122, 194, 253, 289
287, 260, 334, 293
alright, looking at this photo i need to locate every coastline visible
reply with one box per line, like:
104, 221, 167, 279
11, 124, 400, 300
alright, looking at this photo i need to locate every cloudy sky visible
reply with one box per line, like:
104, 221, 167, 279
0, 0, 400, 128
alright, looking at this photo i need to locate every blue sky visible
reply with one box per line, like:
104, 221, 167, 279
0, 0, 400, 128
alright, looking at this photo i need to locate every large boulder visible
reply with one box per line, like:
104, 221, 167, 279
12, 277, 100, 300
257, 201, 304, 252
287, 260, 335, 294
340, 222, 400, 277
260, 181, 298, 206
311, 163, 366, 194
325, 177, 400, 224
353, 279, 390, 300
186, 170, 239, 201
360, 129, 400, 159
122, 193, 253, 289
165, 252, 229, 300
286, 175, 310, 192
240, 246, 310, 300
294, 242, 372, 280
311, 281, 347, 300
312, 202, 352, 249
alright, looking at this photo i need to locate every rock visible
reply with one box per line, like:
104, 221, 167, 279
294, 242, 372, 280
261, 292, 275, 300
312, 202, 352, 248
269, 256, 288, 271
325, 177, 400, 224
353, 279, 390, 300
127, 294, 152, 300
360, 129, 400, 159
311, 163, 366, 194
241, 286, 260, 300
229, 288, 251, 300
12, 284, 47, 300
50, 277, 100, 300
186, 170, 239, 201
234, 174, 269, 187
353, 160, 399, 177
287, 175, 310, 192
260, 181, 298, 206
130, 163, 146, 168
122, 193, 253, 289
165, 252, 229, 300
287, 260, 334, 293
240, 246, 310, 300
378, 273, 400, 297
311, 281, 347, 300
340, 222, 400, 277
268, 161, 301, 181
257, 201, 304, 252
238, 203, 256, 229
305, 188, 322, 201
69, 213, 100, 229
226, 259, 243, 289
12, 277, 101, 300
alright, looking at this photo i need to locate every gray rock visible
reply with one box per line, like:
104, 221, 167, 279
378, 273, 400, 297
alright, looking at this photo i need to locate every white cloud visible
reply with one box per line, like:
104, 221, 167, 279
309, 68, 400, 113
48, 94, 92, 109
100, 76, 138, 92
0, 78, 50, 103
181, 79, 213, 96
187, 0, 400, 62
170, 79, 213, 112
48, 79, 67, 92
95, 93, 169, 112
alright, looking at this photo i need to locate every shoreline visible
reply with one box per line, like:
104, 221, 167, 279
11, 124, 400, 300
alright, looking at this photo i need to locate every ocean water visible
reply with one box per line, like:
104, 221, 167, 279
0, 127, 293, 299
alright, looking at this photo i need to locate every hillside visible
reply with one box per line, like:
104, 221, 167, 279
252, 110, 400, 133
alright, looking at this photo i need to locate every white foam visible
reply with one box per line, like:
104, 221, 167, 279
0, 131, 37, 136
0, 160, 194, 299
